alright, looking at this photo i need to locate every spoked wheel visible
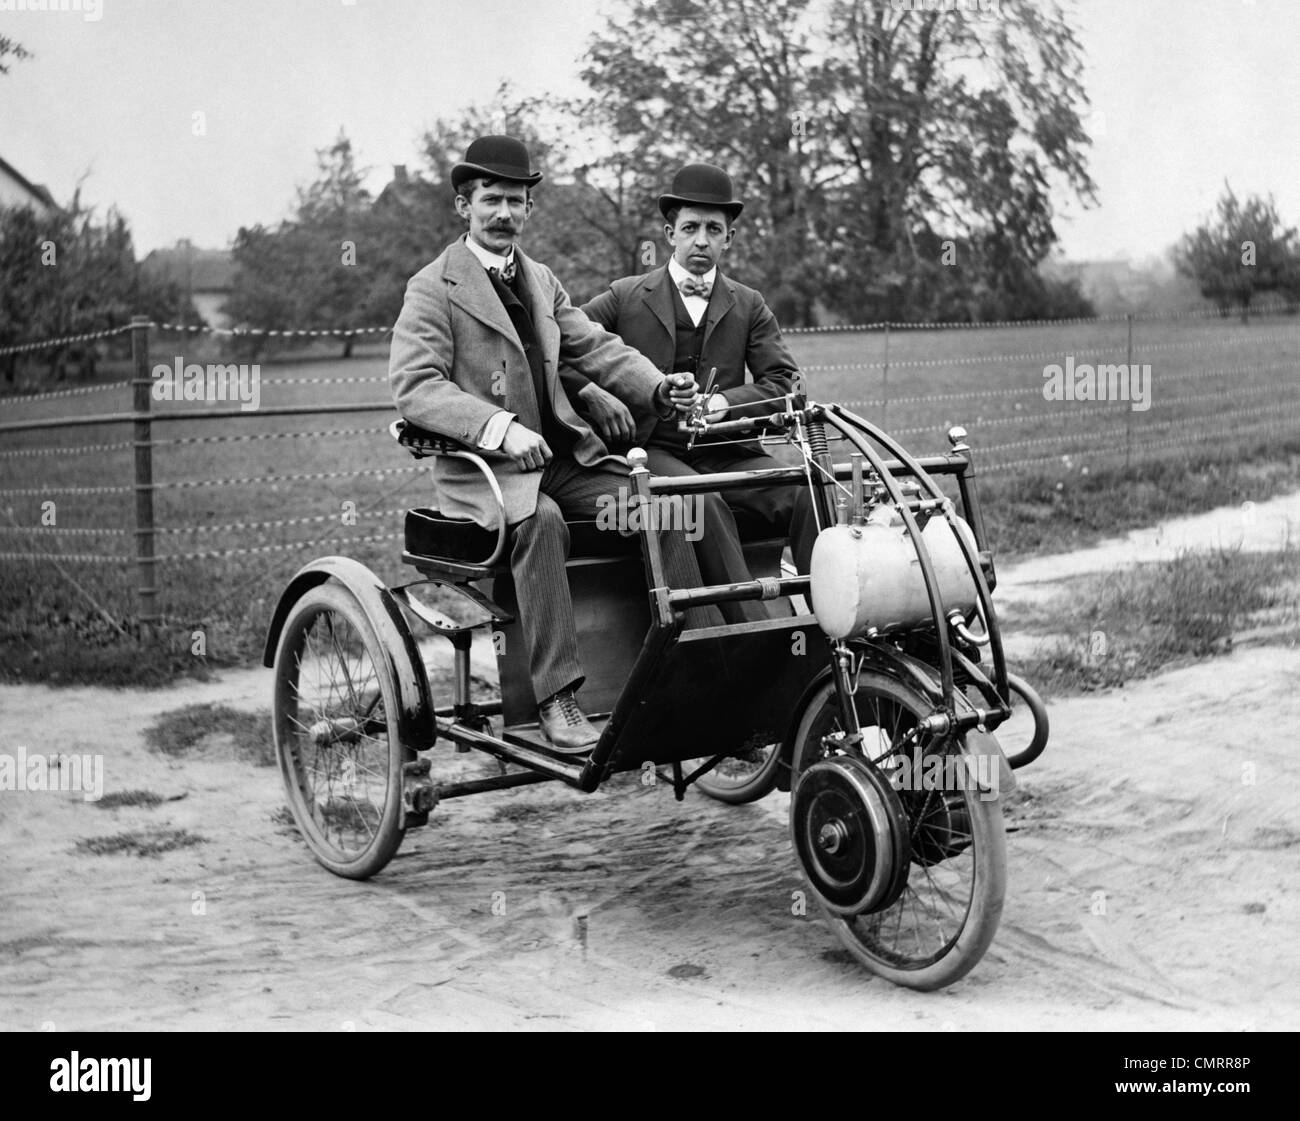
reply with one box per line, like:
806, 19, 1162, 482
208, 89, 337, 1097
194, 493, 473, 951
688, 739, 781, 805
791, 671, 1007, 990
272, 582, 412, 879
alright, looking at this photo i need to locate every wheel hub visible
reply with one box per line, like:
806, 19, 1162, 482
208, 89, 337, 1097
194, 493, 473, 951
791, 756, 911, 916
817, 819, 850, 854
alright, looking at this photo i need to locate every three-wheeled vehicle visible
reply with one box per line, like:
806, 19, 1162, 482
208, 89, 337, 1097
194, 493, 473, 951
264, 394, 1048, 990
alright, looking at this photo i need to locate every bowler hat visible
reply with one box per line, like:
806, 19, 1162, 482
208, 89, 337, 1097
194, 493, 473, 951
451, 135, 544, 190
658, 163, 744, 221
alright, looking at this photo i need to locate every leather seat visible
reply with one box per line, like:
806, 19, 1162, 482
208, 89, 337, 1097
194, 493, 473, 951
404, 508, 640, 566
404, 506, 782, 567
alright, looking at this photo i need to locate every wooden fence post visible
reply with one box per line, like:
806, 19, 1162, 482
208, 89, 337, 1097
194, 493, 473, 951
1125, 314, 1134, 471
130, 315, 158, 639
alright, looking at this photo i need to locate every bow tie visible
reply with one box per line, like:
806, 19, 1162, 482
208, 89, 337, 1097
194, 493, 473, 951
678, 274, 712, 299
489, 257, 517, 285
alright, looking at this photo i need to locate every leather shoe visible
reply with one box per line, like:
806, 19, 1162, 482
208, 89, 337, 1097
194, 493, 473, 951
538, 689, 600, 754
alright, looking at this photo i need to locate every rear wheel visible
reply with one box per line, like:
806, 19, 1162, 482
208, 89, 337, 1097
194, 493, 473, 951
689, 740, 781, 804
790, 671, 1006, 990
272, 582, 412, 879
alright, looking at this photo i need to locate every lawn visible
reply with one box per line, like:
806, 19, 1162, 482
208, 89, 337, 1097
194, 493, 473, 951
1, 310, 1297, 682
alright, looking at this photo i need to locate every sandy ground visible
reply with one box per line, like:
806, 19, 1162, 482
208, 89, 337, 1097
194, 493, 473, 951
1, 493, 1297, 1031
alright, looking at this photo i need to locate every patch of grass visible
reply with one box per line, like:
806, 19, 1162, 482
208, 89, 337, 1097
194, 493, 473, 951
75, 827, 205, 857
978, 439, 1300, 559
0, 613, 218, 688
1018, 547, 1300, 695
144, 703, 274, 766
93, 789, 164, 809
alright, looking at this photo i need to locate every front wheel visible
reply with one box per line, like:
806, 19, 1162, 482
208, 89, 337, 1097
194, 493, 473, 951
272, 582, 412, 879
790, 671, 1007, 990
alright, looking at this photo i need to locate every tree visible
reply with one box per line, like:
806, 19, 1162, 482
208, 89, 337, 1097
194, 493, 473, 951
575, 0, 1097, 323
0, 193, 186, 385
0, 33, 30, 75
226, 131, 376, 355
1174, 183, 1300, 322
579, 0, 832, 322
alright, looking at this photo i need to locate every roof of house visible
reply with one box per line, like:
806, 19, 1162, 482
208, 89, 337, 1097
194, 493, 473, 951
0, 154, 57, 210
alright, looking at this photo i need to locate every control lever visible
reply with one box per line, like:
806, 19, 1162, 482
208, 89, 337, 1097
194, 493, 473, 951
685, 366, 718, 451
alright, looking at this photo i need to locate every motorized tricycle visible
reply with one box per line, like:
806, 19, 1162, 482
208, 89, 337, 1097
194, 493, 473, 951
264, 392, 1048, 990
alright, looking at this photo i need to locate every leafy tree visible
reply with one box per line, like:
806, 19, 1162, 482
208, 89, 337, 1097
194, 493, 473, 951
1174, 183, 1300, 322
575, 0, 1097, 324
0, 33, 30, 75
226, 132, 376, 355
0, 193, 186, 385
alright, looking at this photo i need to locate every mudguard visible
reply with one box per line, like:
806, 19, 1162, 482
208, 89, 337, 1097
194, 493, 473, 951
263, 555, 437, 752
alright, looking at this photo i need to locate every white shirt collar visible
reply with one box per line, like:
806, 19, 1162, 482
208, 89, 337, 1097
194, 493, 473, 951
463, 235, 516, 274
667, 256, 717, 293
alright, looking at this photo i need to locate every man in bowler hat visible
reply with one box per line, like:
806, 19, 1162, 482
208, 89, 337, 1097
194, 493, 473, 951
389, 136, 723, 752
566, 162, 819, 585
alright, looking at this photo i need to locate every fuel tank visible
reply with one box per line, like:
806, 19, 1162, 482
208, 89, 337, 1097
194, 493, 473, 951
810, 504, 978, 638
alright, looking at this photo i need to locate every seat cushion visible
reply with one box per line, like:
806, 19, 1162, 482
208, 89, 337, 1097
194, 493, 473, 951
405, 508, 498, 564
404, 508, 641, 565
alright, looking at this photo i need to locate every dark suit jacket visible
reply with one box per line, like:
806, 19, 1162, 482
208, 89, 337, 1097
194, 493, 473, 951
568, 265, 799, 453
389, 236, 666, 526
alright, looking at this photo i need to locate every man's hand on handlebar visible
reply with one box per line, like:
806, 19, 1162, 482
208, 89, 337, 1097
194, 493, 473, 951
655, 372, 700, 415
501, 421, 552, 471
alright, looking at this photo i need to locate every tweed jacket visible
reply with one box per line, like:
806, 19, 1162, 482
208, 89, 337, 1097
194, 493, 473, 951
570, 264, 799, 452
389, 236, 666, 526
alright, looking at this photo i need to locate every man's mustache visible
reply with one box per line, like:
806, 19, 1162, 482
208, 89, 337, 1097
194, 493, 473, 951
488, 222, 516, 233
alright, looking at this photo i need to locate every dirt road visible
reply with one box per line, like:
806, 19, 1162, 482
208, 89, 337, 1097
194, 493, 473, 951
2, 494, 1297, 1030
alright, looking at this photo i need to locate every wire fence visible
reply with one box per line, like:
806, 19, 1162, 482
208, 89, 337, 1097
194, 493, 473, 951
1, 307, 1297, 636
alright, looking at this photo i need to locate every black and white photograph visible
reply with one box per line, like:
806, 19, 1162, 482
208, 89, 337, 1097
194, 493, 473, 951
0, 0, 1295, 1057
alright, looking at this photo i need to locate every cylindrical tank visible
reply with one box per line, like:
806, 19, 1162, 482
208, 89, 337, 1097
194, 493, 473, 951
810, 504, 978, 638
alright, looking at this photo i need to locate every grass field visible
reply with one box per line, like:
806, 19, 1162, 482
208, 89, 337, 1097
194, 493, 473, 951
1, 309, 1298, 683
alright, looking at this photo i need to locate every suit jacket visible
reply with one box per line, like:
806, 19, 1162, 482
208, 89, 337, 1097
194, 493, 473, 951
389, 236, 665, 527
570, 265, 799, 453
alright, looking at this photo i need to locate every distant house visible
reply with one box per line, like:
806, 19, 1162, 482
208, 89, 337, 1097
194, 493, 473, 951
142, 240, 235, 328
0, 154, 57, 215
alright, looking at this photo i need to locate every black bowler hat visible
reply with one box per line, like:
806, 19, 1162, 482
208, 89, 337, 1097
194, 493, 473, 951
451, 135, 544, 190
658, 163, 744, 221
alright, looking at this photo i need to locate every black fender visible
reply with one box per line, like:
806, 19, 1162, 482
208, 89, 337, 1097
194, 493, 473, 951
263, 555, 437, 751
776, 640, 1004, 792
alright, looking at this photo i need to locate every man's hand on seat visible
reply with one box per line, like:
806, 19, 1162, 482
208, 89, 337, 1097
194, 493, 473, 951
501, 422, 553, 471
579, 383, 636, 445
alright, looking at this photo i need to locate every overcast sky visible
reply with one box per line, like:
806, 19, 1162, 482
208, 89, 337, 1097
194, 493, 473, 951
2, 0, 1298, 263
